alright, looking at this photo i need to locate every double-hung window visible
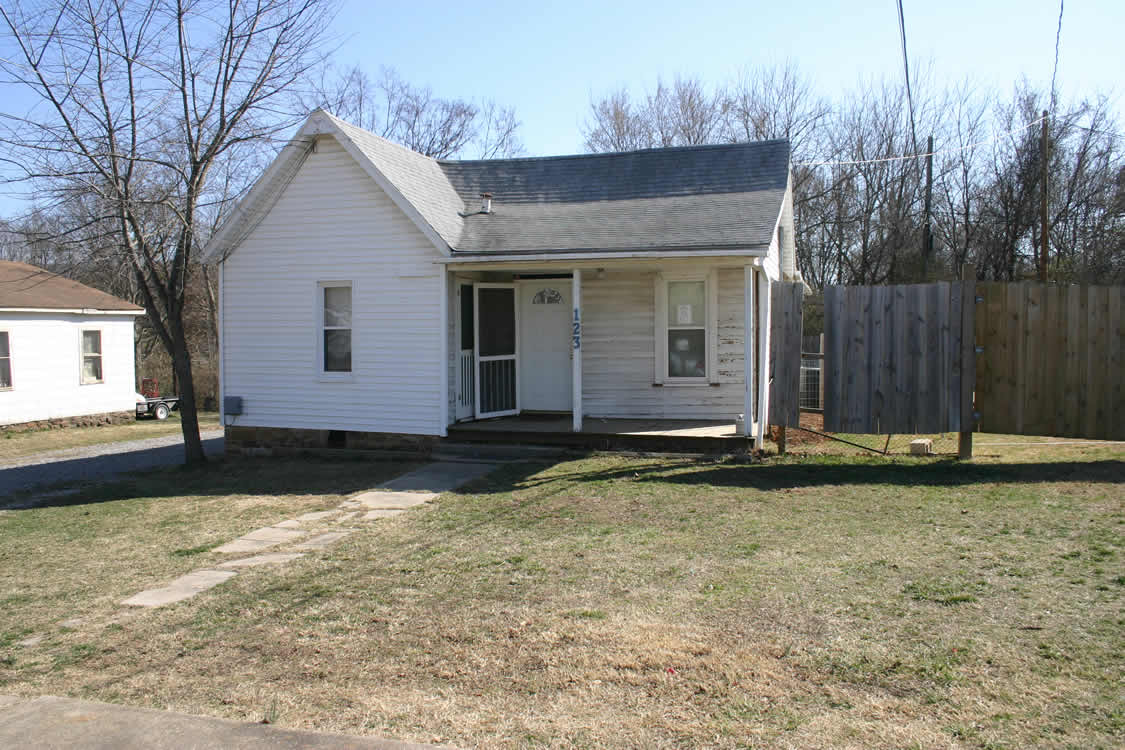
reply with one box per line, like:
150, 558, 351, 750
320, 282, 352, 374
81, 330, 103, 384
0, 331, 11, 389
656, 272, 716, 384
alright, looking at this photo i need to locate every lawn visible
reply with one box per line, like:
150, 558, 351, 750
0, 412, 222, 460
0, 444, 1122, 749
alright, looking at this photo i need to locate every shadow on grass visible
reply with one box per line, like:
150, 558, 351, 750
5, 451, 1122, 512
452, 455, 1125, 496
0, 451, 422, 511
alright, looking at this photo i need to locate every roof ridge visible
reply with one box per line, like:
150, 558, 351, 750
440, 138, 790, 166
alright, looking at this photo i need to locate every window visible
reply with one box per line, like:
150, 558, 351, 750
656, 273, 716, 383
320, 283, 352, 373
0, 331, 10, 389
80, 330, 103, 384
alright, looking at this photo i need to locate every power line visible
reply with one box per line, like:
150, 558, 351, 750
795, 115, 1047, 168
896, 0, 920, 160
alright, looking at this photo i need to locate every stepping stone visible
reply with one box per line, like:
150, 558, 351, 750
337, 511, 359, 521
212, 526, 305, 554
351, 491, 436, 510
296, 531, 353, 550
379, 461, 497, 493
16, 635, 43, 647
59, 618, 84, 629
272, 520, 302, 529
363, 509, 405, 521
296, 510, 339, 522
217, 553, 305, 569
122, 570, 236, 608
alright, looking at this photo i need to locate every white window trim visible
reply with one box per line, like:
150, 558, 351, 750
316, 280, 354, 381
0, 330, 11, 391
654, 270, 718, 386
79, 328, 104, 385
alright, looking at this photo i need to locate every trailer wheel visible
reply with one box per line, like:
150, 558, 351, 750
154, 403, 170, 420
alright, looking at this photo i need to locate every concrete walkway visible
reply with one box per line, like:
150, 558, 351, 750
0, 695, 450, 749
121, 460, 497, 608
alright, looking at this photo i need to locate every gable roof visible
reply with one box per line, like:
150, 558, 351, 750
203, 110, 791, 262
0, 261, 144, 313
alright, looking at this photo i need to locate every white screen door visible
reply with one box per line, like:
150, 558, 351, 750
474, 283, 519, 418
455, 283, 475, 421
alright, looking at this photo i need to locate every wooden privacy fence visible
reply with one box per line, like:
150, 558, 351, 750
822, 282, 973, 434
974, 283, 1124, 440
769, 282, 805, 428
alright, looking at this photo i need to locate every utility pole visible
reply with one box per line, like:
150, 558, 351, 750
1040, 110, 1049, 282
922, 134, 933, 280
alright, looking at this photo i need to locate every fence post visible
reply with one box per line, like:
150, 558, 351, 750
959, 264, 976, 459
818, 332, 825, 413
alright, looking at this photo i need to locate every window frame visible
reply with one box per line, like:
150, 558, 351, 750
79, 328, 104, 385
654, 270, 718, 386
316, 280, 354, 379
0, 330, 11, 391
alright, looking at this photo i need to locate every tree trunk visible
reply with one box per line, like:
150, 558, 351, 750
171, 321, 206, 464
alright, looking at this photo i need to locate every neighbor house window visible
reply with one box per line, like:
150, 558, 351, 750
81, 329, 103, 384
0, 331, 11, 389
320, 283, 352, 373
656, 273, 716, 383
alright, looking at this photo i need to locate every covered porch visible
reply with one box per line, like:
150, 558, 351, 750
442, 257, 776, 448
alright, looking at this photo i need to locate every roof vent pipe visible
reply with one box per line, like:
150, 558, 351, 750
480, 193, 493, 214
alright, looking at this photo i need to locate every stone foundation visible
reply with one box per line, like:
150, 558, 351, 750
2, 410, 136, 433
224, 425, 439, 458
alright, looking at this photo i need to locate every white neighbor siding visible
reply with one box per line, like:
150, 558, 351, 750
582, 268, 749, 420
0, 313, 137, 425
221, 136, 445, 435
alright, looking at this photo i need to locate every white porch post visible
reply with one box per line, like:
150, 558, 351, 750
743, 265, 754, 437
572, 269, 583, 432
755, 269, 772, 446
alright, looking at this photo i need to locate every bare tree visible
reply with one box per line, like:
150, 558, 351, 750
0, 0, 339, 464
301, 64, 523, 159
582, 75, 728, 151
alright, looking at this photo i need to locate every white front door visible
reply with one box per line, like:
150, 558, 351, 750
519, 281, 573, 412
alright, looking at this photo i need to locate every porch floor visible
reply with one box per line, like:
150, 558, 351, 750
447, 415, 750, 454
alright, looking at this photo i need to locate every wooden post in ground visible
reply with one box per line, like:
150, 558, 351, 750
959, 264, 976, 459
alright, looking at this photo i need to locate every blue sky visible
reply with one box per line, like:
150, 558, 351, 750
2, 1, 1121, 216
334, 0, 1123, 157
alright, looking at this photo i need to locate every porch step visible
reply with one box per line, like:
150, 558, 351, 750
444, 427, 751, 456
433, 441, 575, 462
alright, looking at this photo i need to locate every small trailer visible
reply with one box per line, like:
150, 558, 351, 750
135, 378, 180, 420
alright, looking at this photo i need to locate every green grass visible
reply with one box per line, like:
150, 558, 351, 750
0, 443, 1122, 748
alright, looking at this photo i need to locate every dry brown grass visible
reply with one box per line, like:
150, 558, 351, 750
0, 412, 221, 460
1, 446, 1122, 749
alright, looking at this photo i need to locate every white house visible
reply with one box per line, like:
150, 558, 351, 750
204, 110, 802, 453
0, 261, 144, 428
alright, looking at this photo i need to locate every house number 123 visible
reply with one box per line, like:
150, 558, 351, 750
572, 309, 581, 350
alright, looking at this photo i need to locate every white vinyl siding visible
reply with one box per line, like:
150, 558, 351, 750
582, 268, 750, 420
0, 313, 137, 425
221, 135, 445, 436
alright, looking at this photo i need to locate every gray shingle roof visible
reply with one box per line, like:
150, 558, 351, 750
437, 141, 790, 254
204, 111, 791, 262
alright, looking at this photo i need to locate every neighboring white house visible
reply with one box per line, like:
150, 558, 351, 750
0, 261, 144, 427
204, 110, 802, 451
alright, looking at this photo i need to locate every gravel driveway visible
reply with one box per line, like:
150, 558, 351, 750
0, 430, 225, 499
